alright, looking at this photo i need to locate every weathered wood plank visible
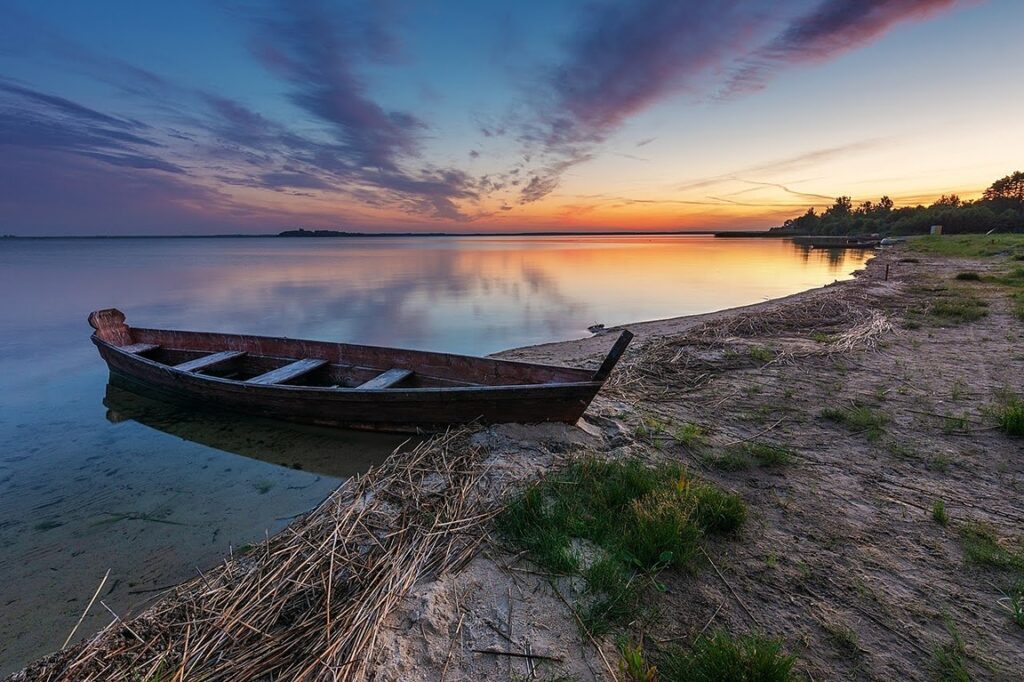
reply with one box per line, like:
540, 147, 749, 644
246, 358, 327, 386
174, 350, 246, 373
356, 368, 413, 390
121, 343, 159, 355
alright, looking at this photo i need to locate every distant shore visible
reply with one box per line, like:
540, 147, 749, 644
0, 229, 779, 240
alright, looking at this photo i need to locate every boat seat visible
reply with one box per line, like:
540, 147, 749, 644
120, 343, 159, 355
356, 368, 413, 390
174, 350, 246, 373
246, 358, 328, 386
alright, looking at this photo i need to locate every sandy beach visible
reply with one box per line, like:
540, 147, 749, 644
12, 239, 1024, 681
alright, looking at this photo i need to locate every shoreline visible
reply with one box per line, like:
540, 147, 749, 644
495, 257, 876, 366
8, 257, 880, 680
14, 240, 1024, 680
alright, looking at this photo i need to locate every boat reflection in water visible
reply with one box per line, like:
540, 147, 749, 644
103, 381, 412, 479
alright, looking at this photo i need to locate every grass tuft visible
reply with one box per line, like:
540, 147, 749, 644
618, 640, 658, 682
708, 441, 795, 470
932, 500, 949, 526
928, 294, 988, 324
497, 458, 746, 633
659, 632, 796, 682
1000, 581, 1024, 628
673, 422, 707, 450
931, 617, 971, 682
995, 396, 1024, 436
748, 345, 775, 364
821, 405, 889, 440
958, 520, 1024, 572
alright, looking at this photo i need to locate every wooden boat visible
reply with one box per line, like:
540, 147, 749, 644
88, 308, 632, 432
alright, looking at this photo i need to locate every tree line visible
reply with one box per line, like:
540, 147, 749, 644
770, 171, 1024, 236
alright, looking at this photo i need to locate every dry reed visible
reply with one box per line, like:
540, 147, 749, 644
606, 283, 893, 400
17, 428, 493, 682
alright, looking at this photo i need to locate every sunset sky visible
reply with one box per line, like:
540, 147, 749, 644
1, 0, 1021, 235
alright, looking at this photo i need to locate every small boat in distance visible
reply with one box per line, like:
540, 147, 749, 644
88, 309, 632, 432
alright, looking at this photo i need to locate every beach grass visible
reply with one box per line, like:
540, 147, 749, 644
932, 618, 971, 682
909, 234, 1024, 258
658, 632, 796, 682
959, 520, 1024, 572
821, 404, 889, 440
707, 441, 795, 470
497, 458, 745, 633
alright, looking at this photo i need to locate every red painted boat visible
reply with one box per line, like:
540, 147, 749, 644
88, 309, 632, 432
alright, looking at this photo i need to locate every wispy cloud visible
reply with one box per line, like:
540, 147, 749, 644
0, 79, 186, 174
514, 0, 965, 204
721, 0, 967, 96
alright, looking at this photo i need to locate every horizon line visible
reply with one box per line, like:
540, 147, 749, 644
0, 228, 776, 240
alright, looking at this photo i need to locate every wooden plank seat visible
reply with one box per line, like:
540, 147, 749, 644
246, 358, 328, 386
174, 350, 246, 373
356, 368, 413, 390
121, 343, 159, 355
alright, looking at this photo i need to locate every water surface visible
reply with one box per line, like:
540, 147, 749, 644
0, 235, 869, 672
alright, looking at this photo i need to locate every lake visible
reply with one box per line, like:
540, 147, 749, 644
0, 235, 870, 672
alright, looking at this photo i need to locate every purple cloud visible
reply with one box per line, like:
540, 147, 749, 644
723, 0, 966, 95
516, 0, 966, 204
0, 79, 185, 174
249, 0, 421, 172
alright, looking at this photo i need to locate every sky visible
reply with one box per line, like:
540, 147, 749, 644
1, 0, 1021, 235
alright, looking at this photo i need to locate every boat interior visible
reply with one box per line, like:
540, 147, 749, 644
90, 308, 609, 391
122, 342, 518, 389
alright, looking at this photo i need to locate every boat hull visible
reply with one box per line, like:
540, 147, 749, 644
94, 338, 603, 432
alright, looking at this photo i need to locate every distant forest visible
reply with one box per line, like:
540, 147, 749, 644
771, 171, 1024, 236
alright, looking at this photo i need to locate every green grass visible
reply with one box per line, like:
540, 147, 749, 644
618, 640, 658, 682
497, 458, 746, 633
928, 294, 989, 324
958, 521, 1024, 572
821, 405, 890, 440
707, 441, 795, 471
932, 618, 971, 682
942, 414, 970, 435
995, 396, 1024, 436
673, 422, 707, 450
932, 500, 949, 526
659, 632, 796, 682
909, 234, 1024, 258
1001, 581, 1024, 628
954, 271, 982, 281
634, 415, 669, 441
748, 345, 775, 364
1013, 292, 1024, 320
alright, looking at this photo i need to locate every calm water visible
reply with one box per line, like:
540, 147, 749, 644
0, 235, 869, 672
